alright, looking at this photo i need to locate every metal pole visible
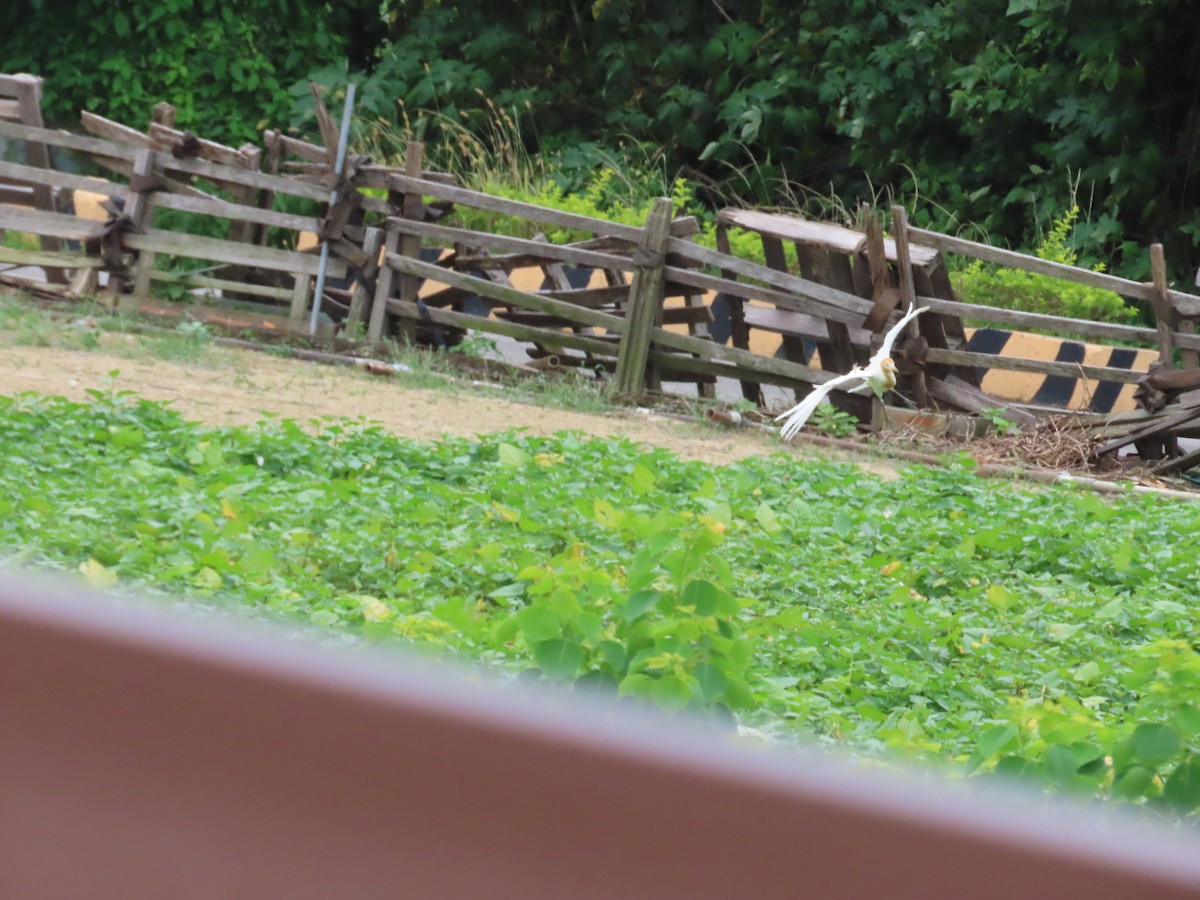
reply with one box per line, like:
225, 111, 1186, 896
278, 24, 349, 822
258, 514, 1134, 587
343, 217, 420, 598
309, 82, 357, 336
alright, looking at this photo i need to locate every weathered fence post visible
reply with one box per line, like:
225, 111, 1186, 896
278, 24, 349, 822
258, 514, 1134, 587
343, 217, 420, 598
126, 147, 159, 298
614, 197, 673, 399
890, 205, 929, 409
1150, 243, 1183, 369
9, 74, 65, 282
345, 226, 384, 336
395, 141, 426, 346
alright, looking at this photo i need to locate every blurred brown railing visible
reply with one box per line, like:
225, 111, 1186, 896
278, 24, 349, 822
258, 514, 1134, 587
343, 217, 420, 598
2, 574, 1199, 899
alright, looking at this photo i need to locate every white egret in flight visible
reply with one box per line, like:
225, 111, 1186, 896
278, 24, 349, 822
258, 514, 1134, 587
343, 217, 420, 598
776, 304, 929, 441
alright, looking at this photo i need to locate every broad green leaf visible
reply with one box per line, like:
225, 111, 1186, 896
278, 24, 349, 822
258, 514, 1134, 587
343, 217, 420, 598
1132, 724, 1181, 767
755, 502, 782, 534
309, 609, 339, 628
975, 723, 1018, 759
533, 638, 584, 679
627, 463, 657, 495
694, 662, 728, 703
498, 442, 530, 469
618, 672, 656, 700
648, 675, 693, 712
986, 584, 1016, 611
517, 606, 561, 643
623, 589, 660, 622
1072, 661, 1101, 683
1113, 766, 1155, 800
1163, 756, 1200, 812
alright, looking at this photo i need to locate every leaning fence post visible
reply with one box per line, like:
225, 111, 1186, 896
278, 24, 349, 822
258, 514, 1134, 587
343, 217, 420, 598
889, 205, 929, 409
394, 141, 426, 346
1150, 243, 1182, 369
126, 147, 159, 298
614, 197, 673, 399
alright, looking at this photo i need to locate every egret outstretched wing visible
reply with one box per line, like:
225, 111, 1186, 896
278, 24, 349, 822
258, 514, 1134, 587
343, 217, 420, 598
775, 368, 868, 441
871, 303, 929, 366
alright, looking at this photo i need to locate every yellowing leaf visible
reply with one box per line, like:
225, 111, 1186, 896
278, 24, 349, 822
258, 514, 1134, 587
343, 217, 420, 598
79, 558, 117, 590
880, 560, 902, 577
221, 498, 238, 520
491, 501, 520, 523
498, 443, 530, 469
359, 596, 391, 622
986, 583, 1016, 611
534, 452, 564, 467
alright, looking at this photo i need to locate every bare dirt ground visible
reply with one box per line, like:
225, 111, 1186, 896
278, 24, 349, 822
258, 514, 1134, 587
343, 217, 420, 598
0, 334, 894, 471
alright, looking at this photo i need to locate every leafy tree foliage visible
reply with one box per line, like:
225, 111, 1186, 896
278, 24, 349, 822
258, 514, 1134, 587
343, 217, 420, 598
0, 0, 372, 143
353, 0, 1200, 279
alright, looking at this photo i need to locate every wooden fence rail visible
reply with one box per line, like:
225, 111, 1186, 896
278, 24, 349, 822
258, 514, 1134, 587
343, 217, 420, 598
4, 91, 1200, 422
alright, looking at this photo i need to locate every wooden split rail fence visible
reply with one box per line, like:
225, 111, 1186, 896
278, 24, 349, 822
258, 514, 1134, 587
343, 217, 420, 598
5, 73, 1200, 439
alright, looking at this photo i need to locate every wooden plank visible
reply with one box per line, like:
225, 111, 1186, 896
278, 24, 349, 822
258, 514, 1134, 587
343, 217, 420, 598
367, 228, 401, 343
79, 110, 157, 149
125, 149, 158, 295
11, 74, 65, 280
0, 119, 134, 161
500, 305, 708, 328
388, 299, 615, 357
927, 376, 1039, 425
150, 191, 319, 233
147, 122, 247, 168
0, 98, 21, 119
743, 306, 873, 345
663, 266, 868, 328
80, 114, 325, 199
914, 293, 1200, 352
346, 226, 384, 332
149, 269, 292, 301
891, 206, 919, 311
161, 155, 332, 201
387, 173, 645, 243
1150, 242, 1181, 368
0, 160, 126, 199
910, 225, 1200, 316
308, 83, 340, 165
0, 246, 104, 269
386, 252, 836, 389
615, 198, 674, 397
395, 142, 427, 344
1096, 402, 1200, 455
1154, 444, 1200, 475
0, 204, 105, 239
262, 130, 327, 163
290, 274, 311, 322
718, 207, 941, 267
664, 237, 876, 319
386, 216, 631, 271
125, 230, 348, 278
923, 347, 1147, 384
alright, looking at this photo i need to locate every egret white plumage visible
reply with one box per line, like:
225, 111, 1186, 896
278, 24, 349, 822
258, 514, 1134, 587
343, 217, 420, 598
776, 303, 929, 441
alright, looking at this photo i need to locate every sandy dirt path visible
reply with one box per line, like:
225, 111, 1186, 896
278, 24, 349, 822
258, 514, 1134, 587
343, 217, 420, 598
0, 336, 859, 468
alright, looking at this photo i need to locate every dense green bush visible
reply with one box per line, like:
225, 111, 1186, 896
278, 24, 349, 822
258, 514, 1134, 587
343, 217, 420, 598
345, 0, 1200, 282
952, 208, 1138, 324
0, 0, 366, 143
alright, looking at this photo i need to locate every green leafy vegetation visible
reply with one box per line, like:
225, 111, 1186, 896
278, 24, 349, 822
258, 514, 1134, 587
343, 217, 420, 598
5, 390, 1200, 817
7, 2, 1198, 283
952, 207, 1138, 325
0, 0, 369, 141
342, 0, 1200, 282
